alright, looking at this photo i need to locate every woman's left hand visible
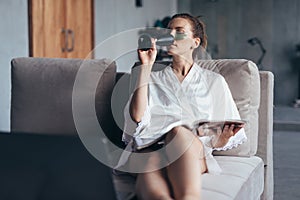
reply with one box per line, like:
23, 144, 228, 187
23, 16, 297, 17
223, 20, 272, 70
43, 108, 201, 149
197, 123, 244, 148
211, 124, 244, 148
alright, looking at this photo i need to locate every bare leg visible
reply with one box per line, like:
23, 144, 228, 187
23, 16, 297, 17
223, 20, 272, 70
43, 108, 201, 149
134, 150, 173, 200
136, 169, 173, 200
165, 126, 207, 200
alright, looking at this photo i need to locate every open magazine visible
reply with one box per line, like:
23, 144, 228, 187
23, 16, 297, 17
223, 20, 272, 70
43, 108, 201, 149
195, 119, 246, 134
133, 119, 246, 151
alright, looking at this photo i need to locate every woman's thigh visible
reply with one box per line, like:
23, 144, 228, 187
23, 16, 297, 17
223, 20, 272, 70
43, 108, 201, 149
128, 144, 168, 173
135, 168, 173, 200
133, 149, 173, 199
165, 126, 207, 173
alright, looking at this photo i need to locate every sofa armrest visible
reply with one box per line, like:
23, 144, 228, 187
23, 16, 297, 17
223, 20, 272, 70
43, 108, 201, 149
256, 71, 274, 200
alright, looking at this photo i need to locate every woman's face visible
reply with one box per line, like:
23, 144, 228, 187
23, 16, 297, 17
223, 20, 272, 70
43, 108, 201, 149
167, 17, 200, 57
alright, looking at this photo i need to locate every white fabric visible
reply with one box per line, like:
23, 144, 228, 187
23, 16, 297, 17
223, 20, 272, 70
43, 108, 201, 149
118, 63, 247, 173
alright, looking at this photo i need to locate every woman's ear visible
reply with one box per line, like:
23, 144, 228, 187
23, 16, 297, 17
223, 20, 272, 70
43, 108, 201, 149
194, 37, 201, 48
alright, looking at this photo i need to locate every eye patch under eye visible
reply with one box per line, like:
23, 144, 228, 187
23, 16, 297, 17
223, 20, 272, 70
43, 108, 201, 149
174, 32, 187, 40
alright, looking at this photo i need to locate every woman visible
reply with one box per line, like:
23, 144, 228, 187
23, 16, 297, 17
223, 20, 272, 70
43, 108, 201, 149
120, 13, 247, 200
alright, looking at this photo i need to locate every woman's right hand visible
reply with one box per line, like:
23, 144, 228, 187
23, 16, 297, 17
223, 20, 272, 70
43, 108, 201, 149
138, 38, 157, 66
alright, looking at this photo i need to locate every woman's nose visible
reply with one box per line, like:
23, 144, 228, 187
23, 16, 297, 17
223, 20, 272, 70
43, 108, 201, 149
169, 29, 176, 37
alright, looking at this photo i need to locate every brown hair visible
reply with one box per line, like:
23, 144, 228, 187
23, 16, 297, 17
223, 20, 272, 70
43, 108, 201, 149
169, 13, 208, 49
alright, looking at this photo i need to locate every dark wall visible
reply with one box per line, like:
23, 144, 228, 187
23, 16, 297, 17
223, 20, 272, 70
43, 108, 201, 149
272, 0, 300, 105
179, 0, 300, 105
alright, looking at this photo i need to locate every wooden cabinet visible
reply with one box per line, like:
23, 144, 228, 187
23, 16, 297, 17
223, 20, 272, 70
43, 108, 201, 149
30, 0, 93, 58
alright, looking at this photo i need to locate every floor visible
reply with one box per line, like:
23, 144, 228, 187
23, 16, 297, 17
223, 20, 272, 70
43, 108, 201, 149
273, 106, 300, 200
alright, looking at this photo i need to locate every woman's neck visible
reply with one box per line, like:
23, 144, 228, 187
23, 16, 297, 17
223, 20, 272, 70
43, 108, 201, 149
172, 55, 194, 77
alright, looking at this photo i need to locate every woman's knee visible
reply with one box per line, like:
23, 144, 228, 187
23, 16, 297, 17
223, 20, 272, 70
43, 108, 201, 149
166, 126, 190, 142
164, 126, 204, 161
166, 126, 203, 149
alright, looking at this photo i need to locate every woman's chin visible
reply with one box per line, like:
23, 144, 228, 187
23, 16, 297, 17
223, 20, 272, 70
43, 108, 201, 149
167, 49, 176, 56
167, 51, 183, 58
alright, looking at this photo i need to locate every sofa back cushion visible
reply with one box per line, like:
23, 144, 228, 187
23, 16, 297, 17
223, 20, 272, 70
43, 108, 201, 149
11, 57, 116, 135
196, 59, 260, 156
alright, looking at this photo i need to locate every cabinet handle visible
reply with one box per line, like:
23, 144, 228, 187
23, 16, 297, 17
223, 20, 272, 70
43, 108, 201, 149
67, 29, 75, 52
61, 28, 68, 52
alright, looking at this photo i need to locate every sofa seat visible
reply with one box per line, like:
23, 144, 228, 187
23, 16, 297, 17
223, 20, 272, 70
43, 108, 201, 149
113, 156, 264, 200
202, 156, 264, 200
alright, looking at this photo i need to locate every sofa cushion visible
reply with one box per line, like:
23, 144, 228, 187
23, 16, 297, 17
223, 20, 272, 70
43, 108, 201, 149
202, 156, 264, 200
196, 59, 260, 156
112, 156, 264, 200
11, 57, 116, 135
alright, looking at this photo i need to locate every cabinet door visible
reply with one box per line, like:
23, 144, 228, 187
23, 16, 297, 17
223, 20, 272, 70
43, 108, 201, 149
65, 0, 93, 58
31, 0, 66, 58
30, 0, 93, 58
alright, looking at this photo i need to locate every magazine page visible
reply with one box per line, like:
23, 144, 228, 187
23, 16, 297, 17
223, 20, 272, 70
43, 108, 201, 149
195, 119, 246, 132
195, 119, 246, 148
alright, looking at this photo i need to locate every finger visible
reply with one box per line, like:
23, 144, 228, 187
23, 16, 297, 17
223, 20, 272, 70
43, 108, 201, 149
151, 38, 157, 44
197, 127, 204, 136
138, 49, 147, 54
223, 125, 229, 133
227, 125, 235, 137
223, 125, 233, 138
233, 127, 242, 134
150, 38, 157, 49
217, 127, 222, 135
229, 124, 235, 131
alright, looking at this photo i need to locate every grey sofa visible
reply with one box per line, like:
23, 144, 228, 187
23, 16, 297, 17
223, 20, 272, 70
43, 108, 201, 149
9, 57, 274, 200
112, 59, 274, 200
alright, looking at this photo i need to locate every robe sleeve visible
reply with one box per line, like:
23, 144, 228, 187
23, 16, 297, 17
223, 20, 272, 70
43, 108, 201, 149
122, 94, 151, 144
210, 75, 247, 151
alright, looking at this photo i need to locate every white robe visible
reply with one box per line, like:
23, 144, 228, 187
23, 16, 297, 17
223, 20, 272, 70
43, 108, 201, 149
118, 63, 247, 174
